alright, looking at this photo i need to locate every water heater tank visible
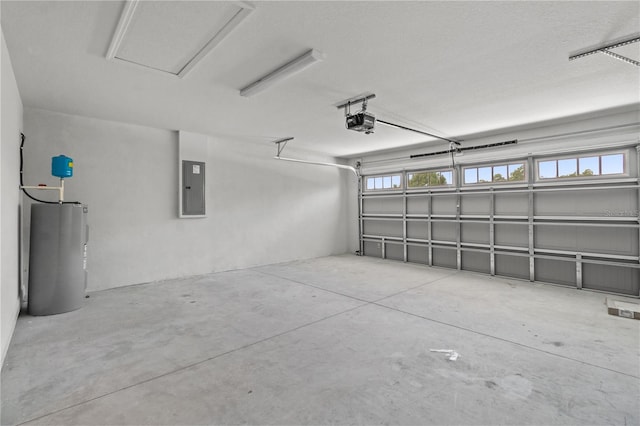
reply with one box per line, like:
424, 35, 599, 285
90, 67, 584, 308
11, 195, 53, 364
28, 204, 88, 315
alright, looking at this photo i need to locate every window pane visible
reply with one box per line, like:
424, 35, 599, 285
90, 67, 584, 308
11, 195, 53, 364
508, 164, 525, 181
601, 154, 624, 175
429, 172, 443, 186
440, 171, 453, 185
408, 172, 426, 188
558, 158, 577, 178
391, 175, 401, 188
465, 168, 477, 184
579, 156, 599, 176
478, 167, 491, 183
493, 165, 507, 182
408, 171, 453, 188
427, 172, 440, 186
539, 161, 557, 179
366, 177, 375, 190
383, 176, 392, 188
375, 177, 383, 189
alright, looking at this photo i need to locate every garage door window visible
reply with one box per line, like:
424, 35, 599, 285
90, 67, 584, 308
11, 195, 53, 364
365, 174, 402, 191
407, 170, 454, 189
538, 152, 626, 180
463, 163, 525, 185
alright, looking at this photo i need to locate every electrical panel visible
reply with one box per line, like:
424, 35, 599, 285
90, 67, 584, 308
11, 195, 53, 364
182, 160, 205, 216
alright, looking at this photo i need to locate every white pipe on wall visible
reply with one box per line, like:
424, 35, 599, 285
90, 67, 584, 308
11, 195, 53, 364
21, 180, 65, 202
274, 156, 358, 176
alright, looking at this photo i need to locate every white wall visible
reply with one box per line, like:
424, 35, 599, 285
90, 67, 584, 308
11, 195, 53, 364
1, 28, 24, 365
22, 108, 351, 291
178, 131, 208, 218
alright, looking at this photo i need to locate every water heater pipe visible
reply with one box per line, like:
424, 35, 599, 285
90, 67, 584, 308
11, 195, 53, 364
21, 179, 65, 203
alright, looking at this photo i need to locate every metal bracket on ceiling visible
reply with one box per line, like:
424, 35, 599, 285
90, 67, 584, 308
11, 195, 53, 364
274, 137, 294, 157
335, 94, 377, 112
569, 35, 640, 67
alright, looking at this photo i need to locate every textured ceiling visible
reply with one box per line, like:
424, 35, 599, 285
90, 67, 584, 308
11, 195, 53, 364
2, 1, 639, 158
112, 1, 246, 75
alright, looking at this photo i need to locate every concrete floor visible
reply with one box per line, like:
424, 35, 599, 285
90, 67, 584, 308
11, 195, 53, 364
2, 254, 639, 425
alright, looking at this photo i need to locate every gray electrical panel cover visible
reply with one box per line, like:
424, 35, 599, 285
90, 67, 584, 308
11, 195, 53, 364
182, 160, 205, 216
28, 204, 88, 316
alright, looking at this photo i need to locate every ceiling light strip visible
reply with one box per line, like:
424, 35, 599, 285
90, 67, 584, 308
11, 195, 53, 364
240, 49, 325, 97
569, 35, 640, 61
598, 49, 640, 67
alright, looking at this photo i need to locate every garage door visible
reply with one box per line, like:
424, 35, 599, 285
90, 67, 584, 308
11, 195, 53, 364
360, 148, 640, 296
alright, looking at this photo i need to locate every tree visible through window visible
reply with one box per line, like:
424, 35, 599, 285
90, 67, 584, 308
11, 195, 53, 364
464, 163, 525, 184
407, 170, 453, 188
538, 153, 624, 179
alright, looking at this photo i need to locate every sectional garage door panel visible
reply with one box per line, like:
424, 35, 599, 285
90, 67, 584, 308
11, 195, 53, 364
407, 221, 428, 240
460, 194, 490, 215
495, 193, 529, 216
534, 188, 638, 217
363, 197, 403, 215
535, 258, 576, 287
363, 220, 403, 239
407, 246, 429, 265
495, 223, 528, 248
360, 147, 639, 296
363, 241, 382, 257
432, 222, 456, 242
461, 251, 491, 274
407, 197, 429, 215
461, 222, 490, 245
433, 247, 457, 268
535, 227, 579, 251
495, 254, 530, 280
432, 196, 457, 215
385, 243, 404, 261
583, 264, 639, 295
535, 226, 638, 256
